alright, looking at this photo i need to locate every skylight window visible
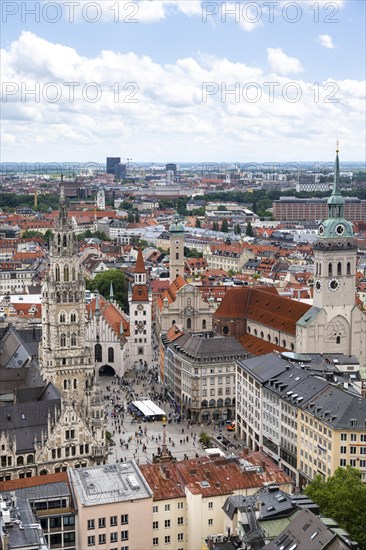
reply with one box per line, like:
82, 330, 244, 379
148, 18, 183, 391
310, 532, 318, 540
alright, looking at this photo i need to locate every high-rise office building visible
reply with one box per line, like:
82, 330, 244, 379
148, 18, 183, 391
106, 157, 121, 175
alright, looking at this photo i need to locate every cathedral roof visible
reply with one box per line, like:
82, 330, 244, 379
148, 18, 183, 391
214, 286, 311, 335
156, 275, 187, 311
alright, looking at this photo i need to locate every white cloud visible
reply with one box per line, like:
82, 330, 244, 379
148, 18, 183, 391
1, 32, 365, 162
318, 34, 335, 49
267, 48, 304, 75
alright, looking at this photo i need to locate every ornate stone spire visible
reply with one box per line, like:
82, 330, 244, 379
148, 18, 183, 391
109, 282, 114, 303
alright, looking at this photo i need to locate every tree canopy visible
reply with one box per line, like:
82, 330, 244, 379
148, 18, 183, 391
86, 270, 128, 312
305, 466, 366, 548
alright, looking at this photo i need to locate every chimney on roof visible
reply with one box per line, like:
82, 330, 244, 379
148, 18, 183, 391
261, 460, 266, 472
242, 447, 249, 456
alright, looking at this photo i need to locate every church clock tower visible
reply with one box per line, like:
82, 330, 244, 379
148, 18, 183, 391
313, 141, 357, 310
169, 213, 185, 283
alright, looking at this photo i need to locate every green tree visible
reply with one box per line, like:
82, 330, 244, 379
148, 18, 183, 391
195, 218, 201, 228
305, 466, 366, 548
86, 270, 128, 312
186, 248, 200, 258
246, 222, 253, 237
212, 221, 219, 231
234, 223, 241, 235
199, 432, 212, 448
77, 229, 109, 241
127, 211, 135, 223
21, 230, 45, 240
134, 212, 140, 223
221, 219, 229, 233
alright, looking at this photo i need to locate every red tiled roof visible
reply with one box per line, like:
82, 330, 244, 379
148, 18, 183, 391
156, 275, 187, 311
140, 452, 291, 502
86, 295, 130, 336
239, 333, 286, 355
0, 472, 69, 492
214, 286, 310, 334
135, 248, 146, 274
131, 284, 149, 302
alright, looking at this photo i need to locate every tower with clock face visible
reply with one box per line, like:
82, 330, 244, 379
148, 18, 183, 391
169, 213, 185, 283
313, 141, 357, 311
128, 248, 152, 368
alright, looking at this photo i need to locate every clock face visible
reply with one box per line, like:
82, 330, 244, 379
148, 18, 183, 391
137, 304, 143, 311
318, 225, 324, 236
328, 278, 340, 292
336, 224, 345, 235
315, 280, 322, 292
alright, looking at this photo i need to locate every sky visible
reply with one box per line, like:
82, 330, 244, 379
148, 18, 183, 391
1, 0, 365, 163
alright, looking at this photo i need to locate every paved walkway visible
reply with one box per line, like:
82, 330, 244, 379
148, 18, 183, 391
101, 374, 210, 465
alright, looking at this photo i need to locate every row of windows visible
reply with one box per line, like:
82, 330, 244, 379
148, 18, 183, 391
153, 518, 184, 529
60, 334, 78, 347
153, 503, 184, 513
315, 261, 352, 277
88, 532, 128, 545
153, 534, 184, 545
59, 311, 78, 323
246, 327, 294, 349
95, 344, 114, 363
88, 516, 128, 530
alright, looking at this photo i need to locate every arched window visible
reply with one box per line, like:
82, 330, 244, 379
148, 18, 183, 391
64, 264, 69, 282
254, 328, 258, 336
274, 337, 279, 344
172, 320, 176, 325
60, 334, 66, 347
72, 267, 76, 281
63, 379, 67, 390
68, 292, 73, 303
328, 263, 332, 276
260, 331, 264, 339
39, 469, 48, 476
71, 334, 77, 347
247, 326, 251, 334
347, 262, 351, 275
290, 343, 295, 351
55, 264, 60, 282
282, 340, 286, 348
202, 319, 207, 330
209, 399, 216, 407
70, 311, 76, 323
336, 336, 341, 344
201, 400, 208, 408
217, 398, 223, 407
95, 344, 102, 362
56, 292, 61, 303
59, 312, 66, 323
337, 262, 342, 275
176, 253, 179, 260
63, 234, 67, 247
27, 454, 34, 464
17, 456, 24, 466
73, 379, 77, 389
267, 334, 271, 342
223, 326, 229, 335
319, 263, 322, 276
62, 291, 67, 303
187, 318, 192, 330
187, 298, 191, 306
108, 347, 114, 363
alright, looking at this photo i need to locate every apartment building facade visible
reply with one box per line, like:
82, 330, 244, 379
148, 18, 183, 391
273, 196, 366, 222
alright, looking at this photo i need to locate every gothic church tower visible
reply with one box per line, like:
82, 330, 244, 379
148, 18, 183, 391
39, 180, 105, 449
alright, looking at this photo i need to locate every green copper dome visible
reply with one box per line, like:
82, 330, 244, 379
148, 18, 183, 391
169, 213, 185, 233
317, 142, 354, 240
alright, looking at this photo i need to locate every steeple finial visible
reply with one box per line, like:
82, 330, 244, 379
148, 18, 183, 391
95, 290, 101, 318
333, 139, 341, 196
109, 282, 114, 303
